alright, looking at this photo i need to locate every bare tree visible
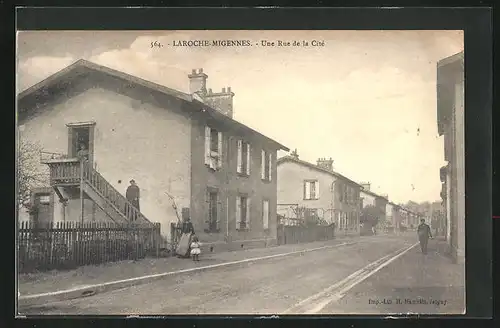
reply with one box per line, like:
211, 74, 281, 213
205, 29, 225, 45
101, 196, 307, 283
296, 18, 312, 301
17, 139, 49, 210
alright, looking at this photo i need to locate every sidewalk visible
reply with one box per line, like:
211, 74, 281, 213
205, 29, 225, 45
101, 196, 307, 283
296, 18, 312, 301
325, 237, 465, 314
18, 235, 363, 297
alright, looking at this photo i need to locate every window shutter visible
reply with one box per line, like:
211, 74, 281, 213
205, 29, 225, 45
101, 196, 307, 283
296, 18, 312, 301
261, 150, 266, 180
304, 181, 311, 200
263, 200, 269, 229
236, 197, 241, 229
315, 181, 320, 199
204, 126, 211, 165
246, 197, 251, 229
268, 153, 272, 181
246, 143, 251, 175
216, 199, 220, 229
217, 132, 223, 168
237, 140, 243, 173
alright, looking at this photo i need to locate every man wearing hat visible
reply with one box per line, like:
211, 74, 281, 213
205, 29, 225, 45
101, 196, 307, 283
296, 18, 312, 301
126, 179, 140, 220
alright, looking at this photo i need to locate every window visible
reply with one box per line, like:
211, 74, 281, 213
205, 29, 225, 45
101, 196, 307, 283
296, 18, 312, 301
261, 150, 272, 181
236, 195, 251, 230
38, 195, 50, 205
262, 200, 270, 230
206, 191, 219, 232
304, 180, 320, 200
204, 126, 223, 170
237, 140, 251, 175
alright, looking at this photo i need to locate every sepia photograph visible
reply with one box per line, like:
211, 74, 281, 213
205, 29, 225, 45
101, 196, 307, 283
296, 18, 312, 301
16, 30, 465, 316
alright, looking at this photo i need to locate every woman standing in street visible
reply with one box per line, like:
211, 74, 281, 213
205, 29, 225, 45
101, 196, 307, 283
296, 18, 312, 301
176, 216, 195, 258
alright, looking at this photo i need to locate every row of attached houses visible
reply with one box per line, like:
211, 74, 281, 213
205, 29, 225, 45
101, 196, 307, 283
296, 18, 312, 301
17, 59, 289, 251
436, 51, 465, 264
276, 154, 424, 235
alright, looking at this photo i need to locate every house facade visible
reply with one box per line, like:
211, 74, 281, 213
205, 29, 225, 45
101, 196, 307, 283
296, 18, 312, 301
359, 182, 388, 227
389, 202, 402, 230
437, 51, 465, 264
277, 155, 361, 235
17, 59, 288, 250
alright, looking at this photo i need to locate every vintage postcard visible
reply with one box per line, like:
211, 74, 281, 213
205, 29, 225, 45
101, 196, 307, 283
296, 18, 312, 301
16, 30, 464, 316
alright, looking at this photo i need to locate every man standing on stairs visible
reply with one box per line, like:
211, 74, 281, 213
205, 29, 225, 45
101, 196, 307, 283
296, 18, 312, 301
126, 179, 140, 221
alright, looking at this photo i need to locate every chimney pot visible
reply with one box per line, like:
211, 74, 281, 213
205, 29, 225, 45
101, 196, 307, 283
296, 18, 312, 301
222, 87, 226, 93
189, 68, 208, 95
208, 88, 213, 94
227, 87, 231, 93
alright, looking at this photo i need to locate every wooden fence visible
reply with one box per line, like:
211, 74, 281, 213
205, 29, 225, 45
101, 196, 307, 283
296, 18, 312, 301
18, 221, 162, 273
277, 223, 335, 245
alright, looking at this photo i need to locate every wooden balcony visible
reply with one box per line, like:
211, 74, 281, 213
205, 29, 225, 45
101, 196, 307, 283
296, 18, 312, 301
43, 158, 81, 186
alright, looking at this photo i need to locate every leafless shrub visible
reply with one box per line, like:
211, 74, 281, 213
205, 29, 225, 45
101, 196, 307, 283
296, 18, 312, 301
17, 139, 49, 210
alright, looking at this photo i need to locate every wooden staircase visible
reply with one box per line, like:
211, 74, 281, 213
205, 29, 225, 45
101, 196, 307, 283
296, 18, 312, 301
45, 159, 153, 226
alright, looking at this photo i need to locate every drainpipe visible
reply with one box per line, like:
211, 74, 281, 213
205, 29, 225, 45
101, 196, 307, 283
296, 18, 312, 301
225, 136, 232, 243
226, 196, 229, 241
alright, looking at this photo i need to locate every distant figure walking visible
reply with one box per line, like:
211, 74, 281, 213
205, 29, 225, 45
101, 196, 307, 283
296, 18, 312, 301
126, 179, 140, 220
417, 218, 433, 254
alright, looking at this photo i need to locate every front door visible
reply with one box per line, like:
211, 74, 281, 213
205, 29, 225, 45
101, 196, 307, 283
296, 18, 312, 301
33, 193, 51, 228
68, 125, 93, 163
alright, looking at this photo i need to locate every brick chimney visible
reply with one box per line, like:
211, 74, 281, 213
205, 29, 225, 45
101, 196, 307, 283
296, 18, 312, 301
290, 149, 299, 159
205, 87, 235, 118
188, 68, 208, 96
316, 157, 334, 171
360, 182, 371, 191
188, 69, 235, 118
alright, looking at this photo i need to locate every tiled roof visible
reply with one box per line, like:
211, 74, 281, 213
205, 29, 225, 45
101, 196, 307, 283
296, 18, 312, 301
18, 59, 289, 151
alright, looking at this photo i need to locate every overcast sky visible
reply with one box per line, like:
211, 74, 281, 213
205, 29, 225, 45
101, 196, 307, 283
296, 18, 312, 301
17, 30, 463, 204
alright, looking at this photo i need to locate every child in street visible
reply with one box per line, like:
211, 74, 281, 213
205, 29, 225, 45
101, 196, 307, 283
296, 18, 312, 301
190, 235, 201, 261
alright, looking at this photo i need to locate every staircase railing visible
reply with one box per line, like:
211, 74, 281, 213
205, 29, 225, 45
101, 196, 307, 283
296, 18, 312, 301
81, 161, 153, 225
45, 158, 154, 226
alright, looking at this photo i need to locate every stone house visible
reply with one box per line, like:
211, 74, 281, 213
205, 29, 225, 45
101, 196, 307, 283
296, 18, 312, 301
359, 182, 388, 227
276, 155, 362, 235
17, 59, 288, 251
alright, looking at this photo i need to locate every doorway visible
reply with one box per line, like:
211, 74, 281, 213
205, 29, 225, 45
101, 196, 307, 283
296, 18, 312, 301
67, 122, 95, 162
32, 191, 52, 228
